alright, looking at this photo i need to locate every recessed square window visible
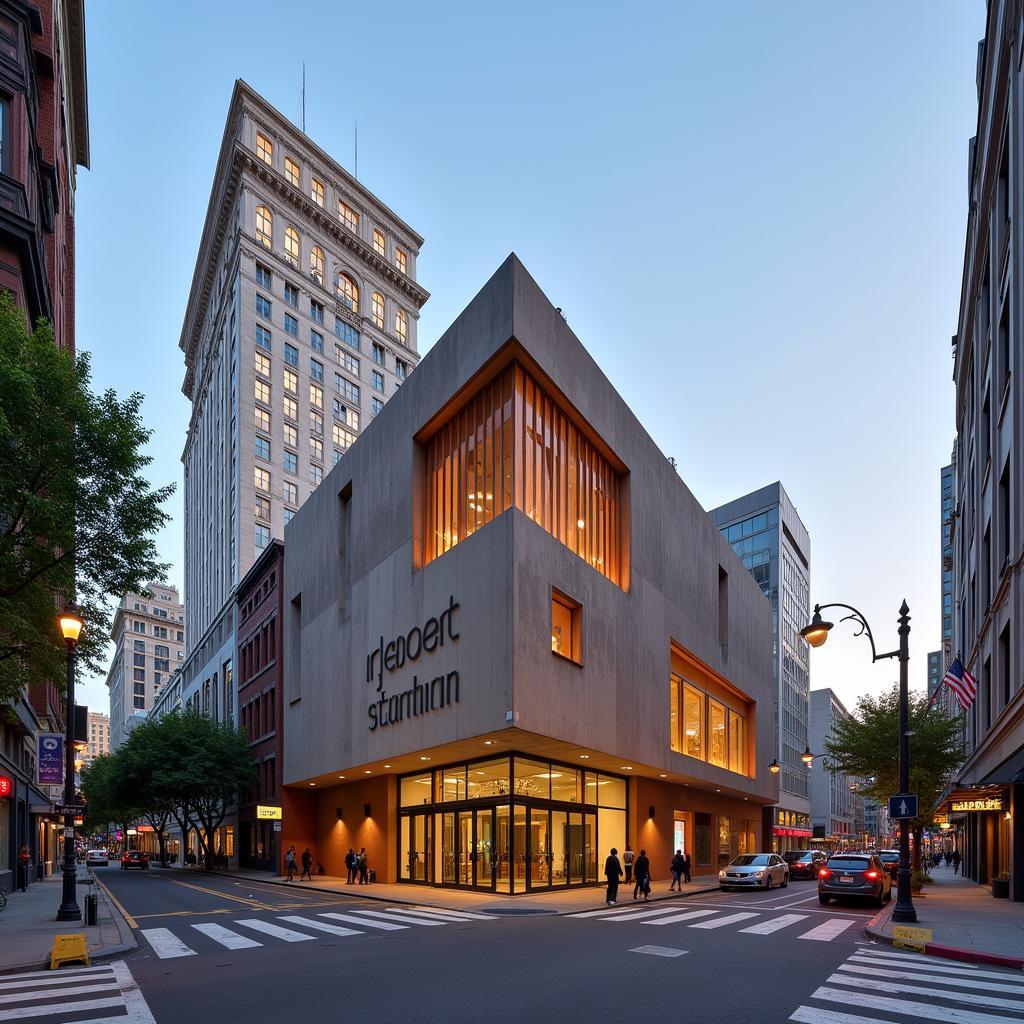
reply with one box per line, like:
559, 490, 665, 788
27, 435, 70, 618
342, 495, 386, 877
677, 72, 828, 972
551, 589, 582, 664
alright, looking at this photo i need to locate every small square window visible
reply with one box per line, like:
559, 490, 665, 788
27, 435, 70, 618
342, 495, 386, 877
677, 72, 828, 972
551, 589, 582, 664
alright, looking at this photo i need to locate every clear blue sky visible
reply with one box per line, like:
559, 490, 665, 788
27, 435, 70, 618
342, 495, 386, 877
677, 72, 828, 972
76, 1, 986, 717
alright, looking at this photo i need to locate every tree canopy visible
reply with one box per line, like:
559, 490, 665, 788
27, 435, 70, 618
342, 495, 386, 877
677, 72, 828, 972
0, 293, 173, 703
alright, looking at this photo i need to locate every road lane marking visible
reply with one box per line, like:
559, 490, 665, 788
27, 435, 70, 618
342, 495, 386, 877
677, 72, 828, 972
383, 906, 496, 921
825, 972, 1024, 1012
738, 914, 809, 935
599, 907, 691, 923
109, 958, 159, 1024
90, 874, 138, 929
838, 963, 1024, 994
320, 912, 407, 931
163, 878, 270, 908
849, 954, 1022, 983
0, 981, 120, 1006
643, 909, 720, 926
191, 923, 264, 949
810, 983, 1023, 1023
350, 909, 448, 926
791, 1007, 902, 1024
140, 928, 198, 959
278, 915, 363, 937
233, 919, 316, 942
0, 970, 116, 989
689, 912, 759, 930
798, 919, 856, 941
0, 996, 126, 1021
629, 945, 689, 958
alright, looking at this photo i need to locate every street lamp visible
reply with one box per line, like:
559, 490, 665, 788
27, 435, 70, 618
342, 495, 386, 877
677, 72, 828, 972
800, 600, 916, 923
57, 604, 84, 922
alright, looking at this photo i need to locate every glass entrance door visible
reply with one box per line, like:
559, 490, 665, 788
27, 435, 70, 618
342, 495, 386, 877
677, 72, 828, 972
475, 809, 495, 891
458, 811, 473, 885
527, 807, 550, 890
400, 813, 431, 883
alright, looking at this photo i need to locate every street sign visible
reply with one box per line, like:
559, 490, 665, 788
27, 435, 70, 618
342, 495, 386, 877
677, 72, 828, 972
273, 822, 282, 832
54, 803, 86, 816
888, 794, 918, 820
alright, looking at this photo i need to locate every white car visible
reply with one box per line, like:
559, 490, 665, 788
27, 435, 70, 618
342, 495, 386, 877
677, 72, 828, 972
719, 853, 789, 891
85, 849, 109, 867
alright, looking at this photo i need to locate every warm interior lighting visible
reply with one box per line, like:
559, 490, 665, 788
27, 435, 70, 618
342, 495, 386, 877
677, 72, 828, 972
483, 740, 494, 746
58, 605, 84, 643
579, 754, 589, 759
768, 759, 781, 775
801, 746, 814, 766
419, 756, 430, 761
799, 608, 833, 648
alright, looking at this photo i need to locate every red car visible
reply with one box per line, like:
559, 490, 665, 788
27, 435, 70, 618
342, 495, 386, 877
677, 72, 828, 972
121, 850, 149, 870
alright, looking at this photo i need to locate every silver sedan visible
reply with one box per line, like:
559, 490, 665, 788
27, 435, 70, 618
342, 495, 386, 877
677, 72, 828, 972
719, 853, 789, 891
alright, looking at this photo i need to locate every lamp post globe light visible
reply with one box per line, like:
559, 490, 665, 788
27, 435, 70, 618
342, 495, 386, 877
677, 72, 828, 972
57, 604, 84, 922
798, 599, 916, 924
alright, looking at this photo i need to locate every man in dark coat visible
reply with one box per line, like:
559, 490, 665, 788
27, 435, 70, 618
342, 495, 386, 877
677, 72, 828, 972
604, 847, 623, 905
633, 849, 652, 901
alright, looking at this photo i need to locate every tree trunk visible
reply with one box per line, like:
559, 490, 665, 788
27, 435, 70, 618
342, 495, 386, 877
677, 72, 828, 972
156, 828, 167, 867
912, 826, 923, 874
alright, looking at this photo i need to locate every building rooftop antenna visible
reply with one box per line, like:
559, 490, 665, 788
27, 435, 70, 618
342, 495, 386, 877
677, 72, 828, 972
354, 121, 358, 180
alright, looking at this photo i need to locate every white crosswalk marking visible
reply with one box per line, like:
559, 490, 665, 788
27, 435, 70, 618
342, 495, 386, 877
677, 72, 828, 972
320, 911, 407, 931
798, 919, 856, 941
825, 971, 1024, 1012
192, 922, 264, 949
278, 915, 363, 937
0, 996, 126, 1021
838, 961, 1024, 995
351, 909, 448, 926
810, 983, 1022, 1023
141, 927, 198, 959
387, 906, 496, 921
600, 907, 690, 923
643, 909, 720, 926
739, 913, 809, 935
791, 1007, 903, 1024
0, 969, 116, 991
0, 981, 122, 1006
849, 953, 1024, 984
689, 912, 759, 930
234, 918, 316, 942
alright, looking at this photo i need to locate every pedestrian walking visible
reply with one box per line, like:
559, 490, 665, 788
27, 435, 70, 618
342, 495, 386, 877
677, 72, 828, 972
604, 847, 622, 905
945, 851, 951, 868
284, 845, 296, 882
670, 850, 685, 891
357, 848, 369, 884
633, 849, 651, 901
300, 847, 313, 881
952, 850, 961, 875
344, 848, 356, 884
17, 845, 30, 892
682, 850, 692, 884
622, 845, 635, 886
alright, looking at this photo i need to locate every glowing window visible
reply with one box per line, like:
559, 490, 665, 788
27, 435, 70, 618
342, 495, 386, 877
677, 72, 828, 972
255, 205, 272, 248
284, 156, 300, 187
284, 226, 300, 268
395, 247, 407, 274
311, 177, 324, 207
373, 229, 385, 256
338, 200, 359, 233
371, 292, 385, 329
394, 308, 408, 344
256, 132, 273, 165
551, 590, 581, 664
310, 245, 324, 285
337, 273, 359, 312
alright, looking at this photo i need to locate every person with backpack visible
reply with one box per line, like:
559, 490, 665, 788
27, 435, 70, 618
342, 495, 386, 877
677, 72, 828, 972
633, 849, 651, 901
622, 845, 635, 886
604, 847, 622, 905
284, 846, 296, 882
300, 848, 313, 881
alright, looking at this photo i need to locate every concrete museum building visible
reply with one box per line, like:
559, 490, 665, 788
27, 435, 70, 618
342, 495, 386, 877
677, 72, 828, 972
280, 256, 778, 892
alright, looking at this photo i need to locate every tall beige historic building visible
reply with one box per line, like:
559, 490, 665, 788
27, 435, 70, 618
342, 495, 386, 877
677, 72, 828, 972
83, 712, 110, 768
105, 585, 185, 750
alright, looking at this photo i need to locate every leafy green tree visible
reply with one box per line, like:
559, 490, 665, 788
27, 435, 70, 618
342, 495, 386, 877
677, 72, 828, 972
117, 718, 182, 866
0, 292, 173, 703
823, 684, 964, 873
80, 751, 142, 849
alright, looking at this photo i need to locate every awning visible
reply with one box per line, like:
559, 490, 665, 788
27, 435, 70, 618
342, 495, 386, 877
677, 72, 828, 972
978, 744, 1024, 787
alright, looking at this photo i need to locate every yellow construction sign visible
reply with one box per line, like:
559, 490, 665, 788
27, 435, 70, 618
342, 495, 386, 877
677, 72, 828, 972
892, 925, 932, 952
50, 933, 90, 970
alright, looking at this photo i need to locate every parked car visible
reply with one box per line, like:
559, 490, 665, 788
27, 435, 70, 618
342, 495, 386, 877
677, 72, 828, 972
120, 850, 150, 870
86, 849, 109, 866
818, 853, 891, 906
877, 850, 900, 878
719, 853, 789, 891
783, 849, 828, 880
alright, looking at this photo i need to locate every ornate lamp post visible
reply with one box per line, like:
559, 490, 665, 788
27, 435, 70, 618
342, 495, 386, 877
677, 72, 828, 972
56, 604, 84, 922
799, 600, 916, 923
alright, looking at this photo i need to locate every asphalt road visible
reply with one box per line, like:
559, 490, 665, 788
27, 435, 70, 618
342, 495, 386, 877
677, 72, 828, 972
67, 869, 903, 1024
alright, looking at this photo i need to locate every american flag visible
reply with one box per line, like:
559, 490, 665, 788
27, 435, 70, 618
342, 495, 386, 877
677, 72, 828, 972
942, 654, 978, 712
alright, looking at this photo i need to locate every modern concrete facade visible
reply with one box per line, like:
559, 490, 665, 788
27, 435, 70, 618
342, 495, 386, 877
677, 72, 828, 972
710, 483, 812, 853
943, 0, 1024, 901
809, 689, 863, 846
280, 256, 777, 892
104, 585, 184, 751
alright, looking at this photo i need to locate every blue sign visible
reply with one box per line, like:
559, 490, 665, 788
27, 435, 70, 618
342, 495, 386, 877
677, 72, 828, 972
888, 794, 918, 820
37, 733, 63, 786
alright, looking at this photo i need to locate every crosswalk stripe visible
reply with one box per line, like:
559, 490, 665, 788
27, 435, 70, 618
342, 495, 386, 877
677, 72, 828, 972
278, 915, 363, 937
0, 971, 117, 991
141, 927, 197, 959
320, 911, 407, 931
838, 962, 1024, 995
191, 923, 264, 949
0, 965, 115, 984
642, 909, 720, 926
791, 1006, 903, 1024
799, 919, 856, 942
599, 907, 690, 923
351, 909, 448, 926
825, 971, 1024, 1012
569, 905, 640, 918
689, 912, 759, 930
0, 981, 121, 1007
108, 958, 159, 1024
739, 914, 809, 935
854, 948, 980, 969
0, 996, 126, 1021
849, 954, 1021, 983
386, 906, 496, 921
234, 919, 316, 942
810, 983, 1023, 1024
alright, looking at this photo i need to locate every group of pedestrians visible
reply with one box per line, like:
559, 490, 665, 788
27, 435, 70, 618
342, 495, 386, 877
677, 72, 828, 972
935, 849, 962, 874
281, 846, 369, 883
604, 845, 692, 905
345, 847, 371, 884
284, 846, 318, 881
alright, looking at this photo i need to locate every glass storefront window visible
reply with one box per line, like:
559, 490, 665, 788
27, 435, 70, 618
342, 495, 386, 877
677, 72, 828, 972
440, 765, 467, 801
709, 700, 727, 768
549, 768, 581, 803
400, 772, 433, 806
718, 816, 756, 865
585, 773, 625, 809
684, 683, 705, 759
466, 758, 511, 799
729, 711, 746, 775
670, 673, 682, 753
513, 758, 551, 799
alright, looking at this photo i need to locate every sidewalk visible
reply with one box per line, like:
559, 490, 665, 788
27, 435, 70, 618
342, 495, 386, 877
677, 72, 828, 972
865, 865, 1024, 968
0, 867, 136, 974
178, 864, 718, 914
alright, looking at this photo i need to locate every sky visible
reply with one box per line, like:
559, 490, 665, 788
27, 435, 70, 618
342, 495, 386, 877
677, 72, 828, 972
75, 1, 986, 721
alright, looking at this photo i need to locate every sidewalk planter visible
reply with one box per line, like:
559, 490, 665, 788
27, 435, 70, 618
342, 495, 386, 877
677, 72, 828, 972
991, 876, 1009, 899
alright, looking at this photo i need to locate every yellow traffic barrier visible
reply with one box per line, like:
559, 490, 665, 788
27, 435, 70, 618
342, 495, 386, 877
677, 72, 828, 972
892, 925, 932, 952
50, 933, 91, 970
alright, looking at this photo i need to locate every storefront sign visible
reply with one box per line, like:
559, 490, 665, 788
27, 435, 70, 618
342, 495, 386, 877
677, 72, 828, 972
366, 595, 461, 732
256, 805, 282, 820
772, 827, 813, 837
0, 774, 11, 797
932, 813, 949, 825
951, 797, 1003, 812
37, 733, 63, 786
